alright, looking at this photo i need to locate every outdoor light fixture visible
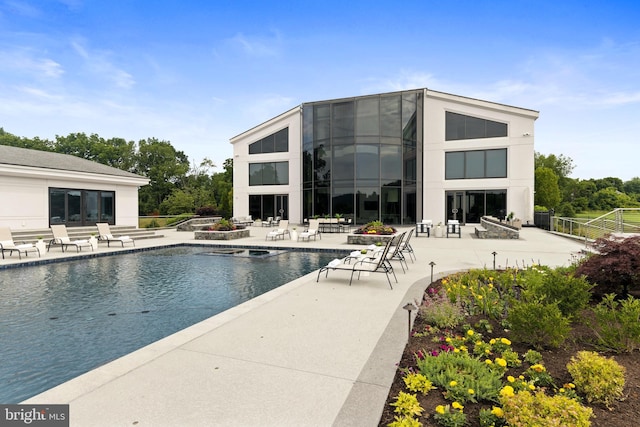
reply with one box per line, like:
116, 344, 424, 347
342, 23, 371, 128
429, 261, 436, 284
403, 302, 417, 339
492, 251, 498, 270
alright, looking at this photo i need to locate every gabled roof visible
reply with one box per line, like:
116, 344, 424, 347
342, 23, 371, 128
0, 144, 145, 179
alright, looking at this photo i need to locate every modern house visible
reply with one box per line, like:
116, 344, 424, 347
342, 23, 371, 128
230, 89, 539, 226
0, 144, 149, 230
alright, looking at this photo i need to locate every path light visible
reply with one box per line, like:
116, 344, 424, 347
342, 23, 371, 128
492, 251, 498, 270
429, 261, 436, 284
403, 302, 417, 340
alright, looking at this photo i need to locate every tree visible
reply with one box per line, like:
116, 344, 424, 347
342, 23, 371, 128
624, 177, 640, 195
135, 138, 190, 214
534, 167, 561, 209
592, 177, 624, 192
535, 152, 575, 179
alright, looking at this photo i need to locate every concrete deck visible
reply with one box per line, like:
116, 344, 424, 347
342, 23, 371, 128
8, 225, 588, 426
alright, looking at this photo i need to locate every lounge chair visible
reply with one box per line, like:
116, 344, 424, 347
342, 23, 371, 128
96, 223, 135, 247
316, 238, 397, 289
298, 219, 321, 241
266, 220, 290, 240
261, 216, 274, 227
0, 226, 40, 259
49, 224, 93, 252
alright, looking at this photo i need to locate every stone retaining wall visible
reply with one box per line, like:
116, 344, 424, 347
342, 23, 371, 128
194, 229, 250, 240
477, 216, 520, 239
347, 233, 395, 245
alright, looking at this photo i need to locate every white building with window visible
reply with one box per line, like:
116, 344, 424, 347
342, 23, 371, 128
0, 145, 148, 230
231, 89, 538, 226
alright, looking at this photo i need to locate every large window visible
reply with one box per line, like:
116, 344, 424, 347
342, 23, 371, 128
249, 162, 289, 186
49, 188, 115, 226
301, 90, 422, 224
248, 128, 289, 154
445, 149, 507, 180
445, 112, 507, 140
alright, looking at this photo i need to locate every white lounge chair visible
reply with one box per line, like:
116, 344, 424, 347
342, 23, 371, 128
266, 220, 290, 240
0, 226, 40, 259
96, 223, 135, 247
298, 219, 321, 241
49, 224, 93, 252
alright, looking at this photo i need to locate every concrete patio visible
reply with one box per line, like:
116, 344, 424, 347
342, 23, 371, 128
7, 224, 587, 426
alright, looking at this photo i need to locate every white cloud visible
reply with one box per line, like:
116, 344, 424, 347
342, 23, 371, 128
69, 37, 135, 89
227, 31, 282, 57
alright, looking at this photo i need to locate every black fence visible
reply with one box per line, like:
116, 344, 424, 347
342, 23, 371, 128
534, 210, 554, 231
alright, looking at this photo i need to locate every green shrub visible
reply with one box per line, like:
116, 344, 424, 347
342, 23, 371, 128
507, 299, 571, 349
523, 349, 543, 365
387, 415, 423, 427
145, 218, 160, 229
589, 294, 640, 352
520, 266, 593, 319
403, 372, 435, 395
567, 351, 626, 408
417, 352, 503, 403
420, 289, 465, 329
500, 390, 593, 427
389, 392, 424, 418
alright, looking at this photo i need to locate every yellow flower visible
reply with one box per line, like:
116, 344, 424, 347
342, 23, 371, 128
507, 375, 515, 383
477, 295, 483, 300
495, 358, 507, 367
489, 338, 496, 345
467, 330, 474, 336
468, 388, 475, 395
491, 406, 504, 418
500, 385, 515, 398
445, 337, 452, 343
452, 401, 464, 410
453, 348, 460, 353
529, 384, 536, 390
485, 349, 491, 354
566, 383, 575, 389
519, 375, 525, 380
531, 364, 545, 373
435, 405, 445, 415
500, 338, 511, 346
485, 359, 493, 364
489, 277, 494, 282
559, 388, 566, 393
449, 380, 457, 387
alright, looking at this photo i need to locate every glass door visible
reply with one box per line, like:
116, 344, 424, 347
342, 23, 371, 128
445, 191, 465, 224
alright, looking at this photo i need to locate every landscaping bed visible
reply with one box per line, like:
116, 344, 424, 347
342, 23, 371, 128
378, 258, 640, 426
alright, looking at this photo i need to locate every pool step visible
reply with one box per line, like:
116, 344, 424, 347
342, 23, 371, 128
10, 226, 165, 245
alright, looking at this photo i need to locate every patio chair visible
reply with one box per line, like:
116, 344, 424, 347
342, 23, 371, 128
397, 228, 416, 262
316, 238, 396, 289
261, 216, 274, 227
96, 223, 135, 247
265, 220, 290, 240
298, 219, 321, 241
0, 226, 40, 259
49, 224, 93, 252
387, 232, 409, 273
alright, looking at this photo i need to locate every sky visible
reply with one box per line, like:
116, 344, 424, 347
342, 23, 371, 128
1, 0, 639, 181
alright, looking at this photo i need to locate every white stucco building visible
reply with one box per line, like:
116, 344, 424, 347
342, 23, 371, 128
0, 145, 149, 230
230, 89, 538, 226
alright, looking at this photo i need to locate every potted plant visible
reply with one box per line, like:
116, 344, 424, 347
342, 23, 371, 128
290, 227, 298, 241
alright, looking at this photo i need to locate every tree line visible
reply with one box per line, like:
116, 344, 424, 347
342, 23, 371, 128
534, 153, 640, 216
0, 128, 233, 217
2, 127, 638, 219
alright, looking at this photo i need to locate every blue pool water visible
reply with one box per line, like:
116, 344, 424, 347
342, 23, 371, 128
0, 246, 337, 403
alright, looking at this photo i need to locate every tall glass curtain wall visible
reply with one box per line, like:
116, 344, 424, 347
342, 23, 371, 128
49, 188, 115, 226
302, 91, 421, 224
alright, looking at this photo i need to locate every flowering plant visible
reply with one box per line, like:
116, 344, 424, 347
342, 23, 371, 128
353, 220, 397, 235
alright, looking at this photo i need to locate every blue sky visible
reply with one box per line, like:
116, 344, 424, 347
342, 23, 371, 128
1, 1, 639, 180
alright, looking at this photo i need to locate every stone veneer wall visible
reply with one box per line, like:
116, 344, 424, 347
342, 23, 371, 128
347, 233, 396, 245
194, 229, 250, 240
477, 217, 520, 239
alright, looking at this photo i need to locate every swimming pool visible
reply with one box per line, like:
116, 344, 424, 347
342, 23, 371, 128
0, 246, 337, 403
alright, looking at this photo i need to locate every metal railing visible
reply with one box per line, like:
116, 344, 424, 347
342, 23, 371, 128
552, 208, 640, 246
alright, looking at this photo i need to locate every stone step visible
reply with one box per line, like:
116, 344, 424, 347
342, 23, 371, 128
9, 226, 164, 244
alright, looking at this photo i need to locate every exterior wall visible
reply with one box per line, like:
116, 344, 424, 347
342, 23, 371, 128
423, 90, 537, 225
230, 90, 538, 227
231, 107, 302, 223
0, 164, 146, 230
